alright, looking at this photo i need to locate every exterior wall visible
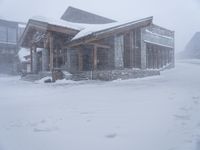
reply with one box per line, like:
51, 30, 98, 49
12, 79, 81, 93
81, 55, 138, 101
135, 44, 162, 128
0, 19, 25, 74
123, 29, 141, 69
67, 23, 174, 81
142, 24, 174, 48
140, 24, 175, 69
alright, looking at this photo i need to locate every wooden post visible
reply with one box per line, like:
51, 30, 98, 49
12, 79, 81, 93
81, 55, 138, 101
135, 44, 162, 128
93, 45, 97, 70
32, 45, 38, 73
48, 32, 56, 82
49, 32, 54, 71
30, 46, 33, 73
42, 37, 49, 71
78, 49, 83, 71
129, 31, 134, 68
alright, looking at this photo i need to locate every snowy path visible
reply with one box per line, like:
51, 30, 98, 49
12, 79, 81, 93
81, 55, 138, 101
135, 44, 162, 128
0, 60, 200, 150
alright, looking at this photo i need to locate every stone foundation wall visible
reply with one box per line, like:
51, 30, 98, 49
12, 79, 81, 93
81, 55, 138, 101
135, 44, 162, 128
73, 69, 160, 81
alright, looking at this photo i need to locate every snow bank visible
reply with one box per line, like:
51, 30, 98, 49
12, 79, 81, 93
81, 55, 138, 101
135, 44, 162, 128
18, 48, 30, 62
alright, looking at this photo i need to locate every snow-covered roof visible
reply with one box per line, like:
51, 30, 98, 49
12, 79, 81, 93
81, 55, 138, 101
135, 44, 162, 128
61, 6, 116, 24
18, 48, 30, 62
72, 17, 153, 40
18, 23, 26, 28
31, 16, 85, 31
20, 16, 153, 48
30, 16, 153, 41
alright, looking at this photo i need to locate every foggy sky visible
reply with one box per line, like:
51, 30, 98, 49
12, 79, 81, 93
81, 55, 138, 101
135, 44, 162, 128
0, 0, 199, 53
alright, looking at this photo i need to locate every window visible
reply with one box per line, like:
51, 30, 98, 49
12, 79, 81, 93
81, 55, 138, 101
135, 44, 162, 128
0, 26, 7, 42
18, 27, 25, 39
7, 27, 17, 43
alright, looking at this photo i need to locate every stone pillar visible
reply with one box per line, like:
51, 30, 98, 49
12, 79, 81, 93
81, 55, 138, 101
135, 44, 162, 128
42, 48, 49, 72
141, 28, 147, 69
114, 35, 124, 69
32, 46, 38, 73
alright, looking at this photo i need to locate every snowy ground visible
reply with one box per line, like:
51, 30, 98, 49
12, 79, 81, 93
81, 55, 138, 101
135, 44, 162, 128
0, 60, 200, 150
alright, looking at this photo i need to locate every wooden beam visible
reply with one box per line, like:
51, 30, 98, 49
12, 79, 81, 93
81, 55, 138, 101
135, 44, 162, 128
48, 25, 79, 35
49, 32, 54, 71
30, 47, 33, 72
78, 49, 83, 71
93, 45, 97, 70
89, 42, 111, 49
129, 31, 134, 67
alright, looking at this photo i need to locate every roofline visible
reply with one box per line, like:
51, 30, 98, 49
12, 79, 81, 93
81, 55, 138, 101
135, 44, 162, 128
66, 16, 153, 47
0, 18, 26, 25
19, 19, 80, 48
152, 23, 175, 33
61, 6, 117, 23
94, 16, 153, 36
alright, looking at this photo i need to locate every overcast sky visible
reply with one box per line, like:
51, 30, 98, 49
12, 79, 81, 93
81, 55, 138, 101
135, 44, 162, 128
0, 0, 199, 52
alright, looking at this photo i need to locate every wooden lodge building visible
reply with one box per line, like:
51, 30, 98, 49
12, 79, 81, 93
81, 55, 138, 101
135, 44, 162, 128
19, 7, 175, 81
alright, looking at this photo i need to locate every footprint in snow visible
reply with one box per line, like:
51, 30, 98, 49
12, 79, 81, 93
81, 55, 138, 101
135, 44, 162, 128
28, 119, 46, 127
173, 114, 191, 121
105, 133, 117, 139
179, 107, 189, 112
193, 96, 200, 100
169, 96, 175, 100
196, 140, 200, 150
33, 127, 58, 133
40, 119, 46, 124
86, 119, 91, 122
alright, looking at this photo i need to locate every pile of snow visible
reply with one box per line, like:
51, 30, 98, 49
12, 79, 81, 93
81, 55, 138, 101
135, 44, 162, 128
34, 76, 52, 84
18, 48, 30, 62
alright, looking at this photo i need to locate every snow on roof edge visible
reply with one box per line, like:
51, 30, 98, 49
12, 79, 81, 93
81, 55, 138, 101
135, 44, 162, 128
30, 16, 85, 31
72, 16, 153, 41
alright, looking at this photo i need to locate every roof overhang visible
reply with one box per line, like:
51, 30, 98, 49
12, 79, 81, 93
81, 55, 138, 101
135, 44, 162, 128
19, 19, 80, 48
66, 16, 153, 48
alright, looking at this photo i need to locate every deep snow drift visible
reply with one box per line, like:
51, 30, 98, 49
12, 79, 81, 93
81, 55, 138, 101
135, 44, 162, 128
0, 60, 200, 150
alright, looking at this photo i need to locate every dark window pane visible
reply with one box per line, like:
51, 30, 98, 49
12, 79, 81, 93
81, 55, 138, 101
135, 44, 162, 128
0, 26, 7, 42
18, 26, 25, 39
7, 27, 17, 43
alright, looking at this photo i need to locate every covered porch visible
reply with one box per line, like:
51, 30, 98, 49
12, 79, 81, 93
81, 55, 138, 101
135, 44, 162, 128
19, 18, 80, 78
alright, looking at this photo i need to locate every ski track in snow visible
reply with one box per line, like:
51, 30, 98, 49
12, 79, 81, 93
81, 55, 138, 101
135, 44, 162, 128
0, 60, 200, 150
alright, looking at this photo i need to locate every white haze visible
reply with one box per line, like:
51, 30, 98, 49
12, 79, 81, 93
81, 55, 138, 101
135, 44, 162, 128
0, 0, 200, 52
